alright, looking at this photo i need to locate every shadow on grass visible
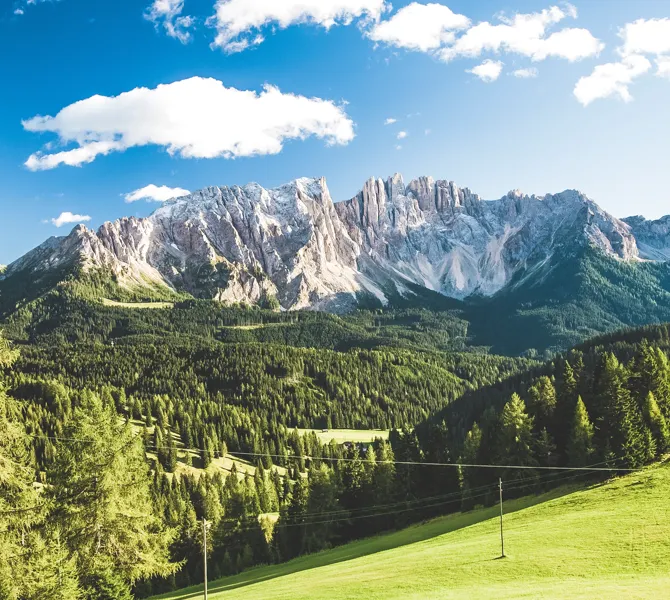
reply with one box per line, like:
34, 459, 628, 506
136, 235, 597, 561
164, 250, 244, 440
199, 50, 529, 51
154, 483, 586, 600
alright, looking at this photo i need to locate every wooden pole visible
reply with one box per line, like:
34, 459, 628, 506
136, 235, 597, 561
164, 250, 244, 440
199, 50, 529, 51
203, 518, 208, 599
499, 478, 505, 558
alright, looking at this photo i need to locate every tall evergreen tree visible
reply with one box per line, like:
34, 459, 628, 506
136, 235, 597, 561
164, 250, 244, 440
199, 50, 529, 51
0, 331, 81, 599
527, 376, 557, 432
303, 465, 340, 554
595, 354, 653, 468
555, 360, 578, 457
497, 394, 537, 493
48, 391, 178, 594
460, 422, 482, 511
643, 391, 669, 455
566, 397, 595, 467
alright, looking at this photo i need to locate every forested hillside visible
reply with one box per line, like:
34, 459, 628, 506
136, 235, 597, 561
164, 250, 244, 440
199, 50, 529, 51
2, 254, 670, 599
4, 245, 670, 356
2, 307, 670, 597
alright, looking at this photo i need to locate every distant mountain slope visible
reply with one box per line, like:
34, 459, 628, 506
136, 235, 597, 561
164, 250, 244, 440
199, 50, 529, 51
2, 174, 670, 355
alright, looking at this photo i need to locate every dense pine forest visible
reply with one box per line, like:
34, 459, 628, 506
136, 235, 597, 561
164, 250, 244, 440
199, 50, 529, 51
2, 277, 670, 598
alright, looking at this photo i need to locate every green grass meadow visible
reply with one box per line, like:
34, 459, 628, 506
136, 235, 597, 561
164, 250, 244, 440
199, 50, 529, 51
297, 428, 390, 445
153, 461, 670, 600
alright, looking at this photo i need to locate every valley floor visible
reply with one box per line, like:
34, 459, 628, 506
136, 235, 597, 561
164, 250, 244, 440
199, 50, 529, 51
153, 461, 670, 600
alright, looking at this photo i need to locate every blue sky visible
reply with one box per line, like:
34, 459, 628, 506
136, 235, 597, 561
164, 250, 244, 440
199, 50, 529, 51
1, 0, 670, 264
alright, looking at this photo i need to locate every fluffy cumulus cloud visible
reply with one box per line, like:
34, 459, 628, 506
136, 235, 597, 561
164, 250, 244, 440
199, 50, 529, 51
618, 18, 670, 57
384, 117, 397, 125
51, 212, 91, 228
209, 0, 388, 53
396, 130, 407, 139
438, 4, 603, 62
467, 59, 503, 82
512, 67, 538, 78
364, 3, 602, 67
573, 18, 670, 106
124, 184, 191, 203
368, 3, 469, 52
22, 77, 355, 171
573, 55, 651, 106
145, 0, 196, 44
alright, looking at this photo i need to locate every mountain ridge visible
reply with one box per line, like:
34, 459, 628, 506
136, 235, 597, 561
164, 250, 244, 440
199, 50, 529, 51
1, 174, 666, 314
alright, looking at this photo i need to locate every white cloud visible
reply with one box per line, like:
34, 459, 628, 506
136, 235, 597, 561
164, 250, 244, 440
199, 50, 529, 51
22, 77, 355, 171
573, 54, 651, 106
368, 3, 469, 52
657, 56, 670, 79
14, 0, 58, 15
619, 18, 670, 57
125, 184, 191, 203
574, 18, 670, 106
512, 67, 538, 78
467, 59, 503, 82
439, 4, 603, 63
396, 130, 407, 139
145, 0, 196, 44
51, 212, 91, 228
395, 144, 402, 150
209, 0, 388, 53
384, 117, 397, 125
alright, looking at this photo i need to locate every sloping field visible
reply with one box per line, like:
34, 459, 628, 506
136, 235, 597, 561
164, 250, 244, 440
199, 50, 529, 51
154, 461, 670, 600
101, 298, 175, 309
297, 428, 390, 444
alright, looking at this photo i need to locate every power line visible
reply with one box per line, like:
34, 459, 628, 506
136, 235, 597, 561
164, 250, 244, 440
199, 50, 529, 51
24, 431, 641, 473
225, 451, 640, 472
210, 460, 617, 529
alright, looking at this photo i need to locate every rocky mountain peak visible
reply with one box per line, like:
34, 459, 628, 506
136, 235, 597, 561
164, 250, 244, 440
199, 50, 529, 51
3, 174, 658, 311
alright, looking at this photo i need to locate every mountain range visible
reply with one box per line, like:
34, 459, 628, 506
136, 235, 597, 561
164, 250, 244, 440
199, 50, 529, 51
2, 174, 670, 354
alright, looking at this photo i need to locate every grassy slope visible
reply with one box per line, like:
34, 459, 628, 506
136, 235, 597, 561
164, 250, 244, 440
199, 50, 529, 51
154, 461, 670, 600
297, 428, 390, 444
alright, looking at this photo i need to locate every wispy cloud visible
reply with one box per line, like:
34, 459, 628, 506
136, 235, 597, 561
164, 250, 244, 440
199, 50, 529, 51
13, 0, 60, 17
384, 117, 397, 125
51, 212, 91, 228
145, 0, 195, 44
124, 184, 191, 203
573, 18, 670, 105
512, 67, 539, 78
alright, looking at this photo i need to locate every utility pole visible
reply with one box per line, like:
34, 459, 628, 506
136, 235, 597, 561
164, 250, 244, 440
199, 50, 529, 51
203, 517, 208, 600
499, 477, 505, 558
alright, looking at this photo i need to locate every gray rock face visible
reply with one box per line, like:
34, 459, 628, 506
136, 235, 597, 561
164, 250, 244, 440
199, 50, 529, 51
3, 174, 648, 309
623, 215, 670, 261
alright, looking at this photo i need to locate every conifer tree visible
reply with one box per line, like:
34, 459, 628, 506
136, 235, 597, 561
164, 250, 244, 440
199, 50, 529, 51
596, 354, 653, 468
555, 360, 577, 455
274, 476, 308, 561
460, 422, 482, 511
48, 391, 178, 593
497, 394, 537, 492
643, 391, 669, 454
370, 441, 396, 531
528, 376, 557, 432
1, 331, 81, 599
303, 465, 340, 554
566, 397, 595, 467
